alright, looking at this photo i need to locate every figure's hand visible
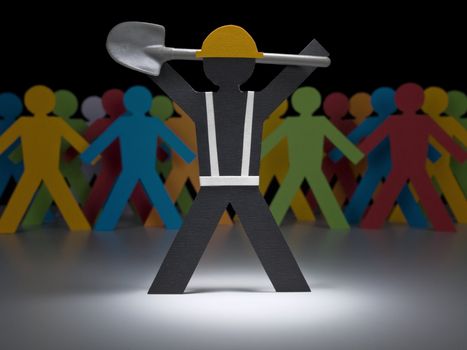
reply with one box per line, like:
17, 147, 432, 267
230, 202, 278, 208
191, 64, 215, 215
91, 155, 101, 166
185, 151, 196, 164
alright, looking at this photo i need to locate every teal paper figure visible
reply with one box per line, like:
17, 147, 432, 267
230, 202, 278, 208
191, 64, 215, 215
0, 93, 23, 202
81, 86, 195, 230
262, 86, 364, 229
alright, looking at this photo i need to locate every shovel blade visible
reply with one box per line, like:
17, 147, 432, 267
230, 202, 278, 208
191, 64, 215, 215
106, 21, 166, 76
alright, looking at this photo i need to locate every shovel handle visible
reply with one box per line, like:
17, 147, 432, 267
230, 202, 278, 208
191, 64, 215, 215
260, 53, 330, 67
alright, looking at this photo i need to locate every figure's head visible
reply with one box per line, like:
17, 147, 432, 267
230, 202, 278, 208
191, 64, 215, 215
291, 86, 321, 116
371, 87, 396, 116
446, 90, 467, 120
150, 95, 173, 121
395, 83, 424, 113
124, 86, 152, 115
197, 25, 261, 88
269, 99, 289, 121
422, 86, 448, 117
102, 89, 125, 120
25, 85, 55, 116
349, 92, 372, 124
323, 92, 349, 121
0, 92, 23, 122
81, 96, 106, 123
54, 89, 78, 119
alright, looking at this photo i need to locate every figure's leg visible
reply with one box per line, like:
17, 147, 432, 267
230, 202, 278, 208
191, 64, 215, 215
232, 187, 309, 292
63, 161, 91, 204
22, 184, 53, 228
82, 169, 117, 224
269, 173, 306, 225
307, 173, 349, 229
149, 187, 228, 294
451, 161, 467, 197
396, 184, 428, 228
93, 174, 138, 231
434, 167, 467, 223
130, 183, 152, 223
141, 173, 182, 229
410, 173, 456, 232
44, 173, 90, 231
0, 174, 41, 233
361, 174, 407, 229
276, 168, 315, 222
335, 162, 358, 201
344, 170, 382, 224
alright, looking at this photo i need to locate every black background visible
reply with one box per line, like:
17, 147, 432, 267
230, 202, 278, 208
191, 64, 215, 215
0, 3, 465, 100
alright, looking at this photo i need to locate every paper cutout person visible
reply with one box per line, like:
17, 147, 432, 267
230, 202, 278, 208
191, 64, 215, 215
348, 92, 371, 181
448, 91, 467, 195
259, 99, 315, 222
80, 95, 106, 181
145, 99, 233, 227
81, 86, 195, 231
148, 25, 328, 294
0, 85, 91, 234
0, 93, 24, 202
80, 89, 152, 224
20, 89, 91, 228
263, 86, 363, 229
423, 86, 467, 223
359, 83, 466, 232
321, 92, 359, 204
329, 86, 440, 227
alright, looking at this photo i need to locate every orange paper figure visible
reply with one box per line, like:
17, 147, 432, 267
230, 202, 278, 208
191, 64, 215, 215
145, 100, 232, 226
423, 86, 467, 223
0, 85, 91, 234
260, 100, 315, 221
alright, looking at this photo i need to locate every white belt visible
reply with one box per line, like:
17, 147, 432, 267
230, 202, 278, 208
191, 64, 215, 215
200, 176, 259, 187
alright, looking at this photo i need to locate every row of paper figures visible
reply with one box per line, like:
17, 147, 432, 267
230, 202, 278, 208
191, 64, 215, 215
0, 83, 466, 234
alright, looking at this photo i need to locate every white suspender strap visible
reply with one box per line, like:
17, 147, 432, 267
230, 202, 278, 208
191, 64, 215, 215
205, 92, 220, 176
241, 91, 255, 176
203, 91, 258, 186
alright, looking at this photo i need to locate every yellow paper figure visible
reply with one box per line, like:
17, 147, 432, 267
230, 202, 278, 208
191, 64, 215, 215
145, 101, 232, 226
260, 100, 315, 221
0, 85, 91, 234
424, 86, 467, 223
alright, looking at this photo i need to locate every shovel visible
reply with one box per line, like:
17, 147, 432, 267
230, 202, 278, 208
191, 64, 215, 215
107, 21, 331, 76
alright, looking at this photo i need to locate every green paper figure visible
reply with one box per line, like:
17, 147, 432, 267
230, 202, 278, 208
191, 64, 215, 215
21, 90, 90, 228
448, 90, 467, 196
262, 86, 364, 229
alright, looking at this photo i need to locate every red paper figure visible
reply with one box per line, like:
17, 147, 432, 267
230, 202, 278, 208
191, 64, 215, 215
360, 83, 467, 232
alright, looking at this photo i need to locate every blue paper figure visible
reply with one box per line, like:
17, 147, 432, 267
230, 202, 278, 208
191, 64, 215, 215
0, 93, 23, 199
330, 87, 441, 227
80, 86, 195, 230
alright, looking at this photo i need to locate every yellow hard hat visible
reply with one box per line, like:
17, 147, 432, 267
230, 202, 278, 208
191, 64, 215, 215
196, 25, 264, 59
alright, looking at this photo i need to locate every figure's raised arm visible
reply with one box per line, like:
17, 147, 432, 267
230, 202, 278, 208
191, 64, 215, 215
80, 119, 122, 164
428, 117, 467, 163
0, 119, 23, 155
155, 119, 195, 163
261, 123, 287, 159
323, 119, 364, 164
257, 40, 329, 118
358, 118, 392, 155
59, 119, 89, 154
329, 118, 378, 162
150, 64, 202, 120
